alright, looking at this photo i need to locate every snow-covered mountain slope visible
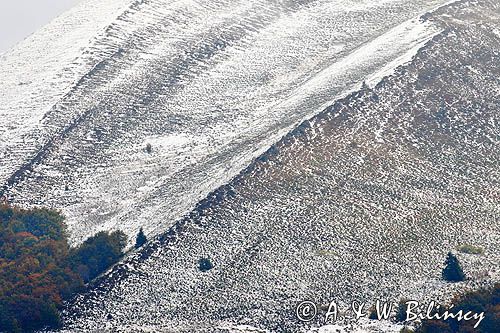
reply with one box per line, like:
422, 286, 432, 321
0, 0, 132, 180
57, 0, 499, 332
0, 0, 454, 244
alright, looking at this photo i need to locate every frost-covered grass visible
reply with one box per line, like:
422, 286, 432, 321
1, 0, 452, 247
56, 1, 499, 332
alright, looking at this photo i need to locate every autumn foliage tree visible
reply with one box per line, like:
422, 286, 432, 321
0, 204, 127, 332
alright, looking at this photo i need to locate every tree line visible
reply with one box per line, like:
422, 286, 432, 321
0, 204, 146, 332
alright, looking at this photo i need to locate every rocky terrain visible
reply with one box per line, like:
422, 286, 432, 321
0, 0, 454, 245
53, 0, 499, 332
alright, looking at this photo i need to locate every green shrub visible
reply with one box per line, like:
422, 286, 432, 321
442, 252, 465, 282
69, 230, 127, 282
135, 227, 147, 249
198, 258, 214, 272
395, 299, 410, 322
368, 305, 378, 319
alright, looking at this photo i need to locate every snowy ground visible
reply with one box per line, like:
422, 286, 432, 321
0, 0, 453, 245
53, 1, 499, 332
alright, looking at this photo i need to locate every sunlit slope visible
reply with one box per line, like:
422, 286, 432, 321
59, 1, 499, 332
0, 0, 451, 243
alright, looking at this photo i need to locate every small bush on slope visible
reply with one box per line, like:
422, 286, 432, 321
442, 252, 465, 282
198, 258, 214, 272
135, 227, 147, 249
395, 299, 410, 323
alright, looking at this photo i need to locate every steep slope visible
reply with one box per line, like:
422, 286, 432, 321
58, 1, 499, 332
0, 0, 133, 182
0, 0, 453, 244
